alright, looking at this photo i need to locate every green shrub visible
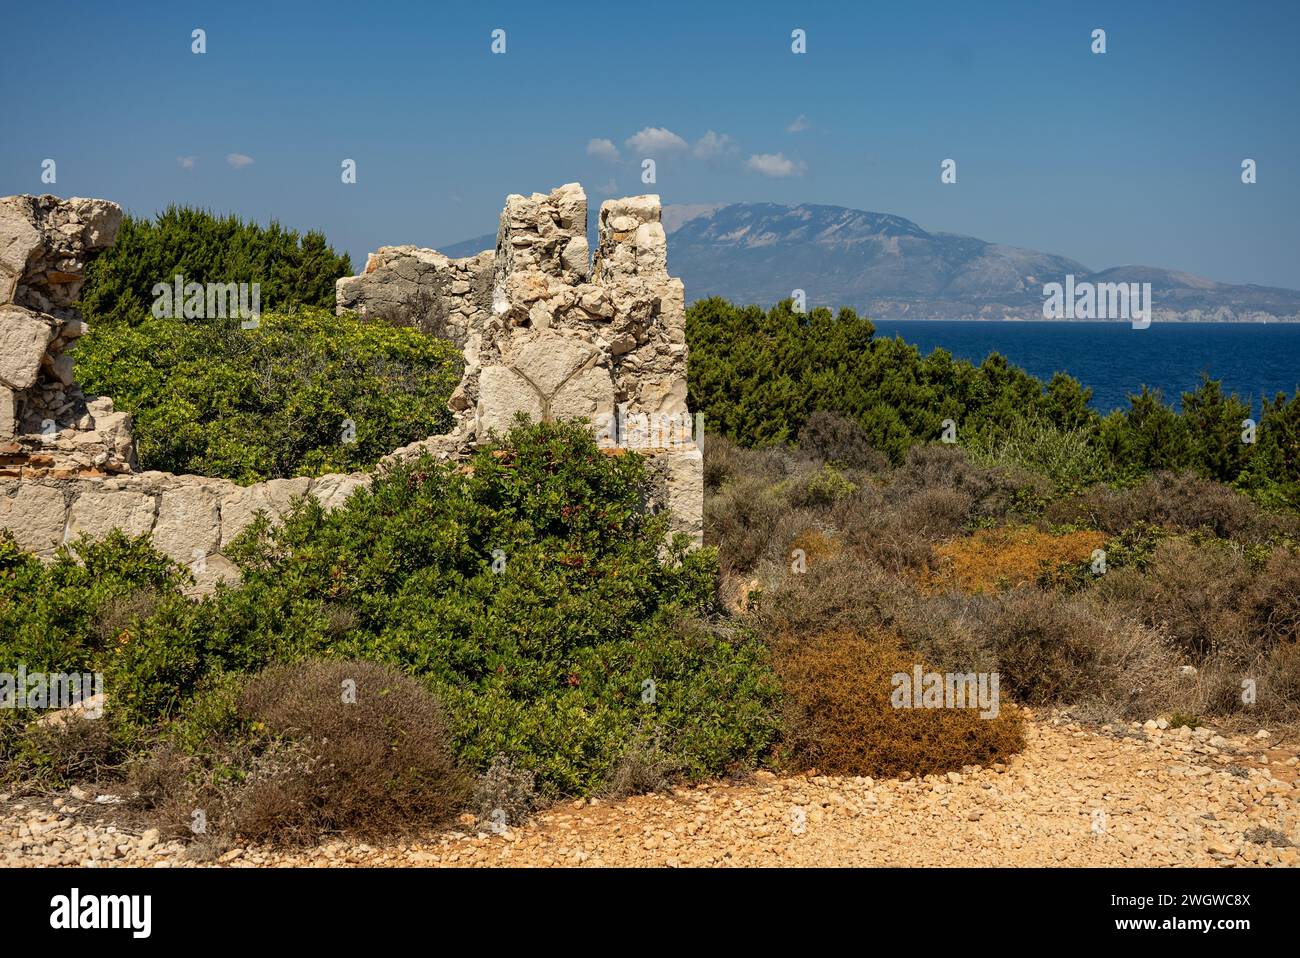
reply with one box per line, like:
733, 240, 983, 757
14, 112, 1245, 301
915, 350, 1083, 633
967, 414, 1106, 493
73, 307, 462, 481
79, 206, 350, 327
0, 529, 189, 679
26, 421, 780, 800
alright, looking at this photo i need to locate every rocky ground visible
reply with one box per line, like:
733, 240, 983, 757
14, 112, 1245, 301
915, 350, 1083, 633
3, 713, 1297, 868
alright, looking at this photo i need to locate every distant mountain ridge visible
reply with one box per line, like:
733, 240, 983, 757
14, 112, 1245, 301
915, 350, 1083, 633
437, 202, 1300, 322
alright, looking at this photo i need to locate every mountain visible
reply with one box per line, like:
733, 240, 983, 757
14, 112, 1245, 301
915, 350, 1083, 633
435, 203, 1300, 322
437, 232, 497, 259
661, 203, 1300, 322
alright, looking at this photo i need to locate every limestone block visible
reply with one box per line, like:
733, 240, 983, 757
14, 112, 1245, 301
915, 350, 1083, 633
552, 183, 587, 232
476, 365, 542, 436
66, 486, 157, 542
151, 485, 221, 563
647, 446, 703, 547
551, 366, 615, 422
634, 222, 668, 274
0, 385, 15, 439
219, 477, 312, 547
0, 199, 42, 304
186, 553, 242, 596
66, 197, 124, 252
562, 236, 589, 277
0, 482, 67, 553
510, 333, 601, 400
309, 472, 371, 511
0, 306, 55, 389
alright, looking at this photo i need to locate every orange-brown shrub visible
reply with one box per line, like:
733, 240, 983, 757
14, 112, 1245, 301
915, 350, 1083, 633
926, 525, 1106, 593
788, 529, 843, 567
771, 629, 1024, 778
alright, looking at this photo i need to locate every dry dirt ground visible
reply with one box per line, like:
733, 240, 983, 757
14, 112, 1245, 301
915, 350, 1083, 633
3, 712, 1297, 868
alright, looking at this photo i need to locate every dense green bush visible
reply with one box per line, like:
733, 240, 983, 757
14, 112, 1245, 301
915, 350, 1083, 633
69, 207, 458, 483
79, 206, 351, 327
686, 297, 1097, 461
686, 298, 1300, 499
74, 307, 462, 482
0, 422, 780, 800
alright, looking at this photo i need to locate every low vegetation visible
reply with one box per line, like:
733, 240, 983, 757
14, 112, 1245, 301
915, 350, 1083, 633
72, 207, 462, 482
4, 261, 1298, 846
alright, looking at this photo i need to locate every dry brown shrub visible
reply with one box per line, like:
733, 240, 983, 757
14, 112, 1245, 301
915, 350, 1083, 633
787, 529, 843, 567
1089, 539, 1253, 663
705, 474, 787, 574
93, 587, 165, 645
983, 587, 1115, 705
1047, 471, 1279, 542
753, 552, 904, 637
926, 525, 1106, 594
702, 435, 800, 491
1247, 547, 1300, 647
797, 411, 889, 471
224, 660, 468, 844
890, 443, 1047, 523
771, 629, 1024, 778
9, 717, 120, 789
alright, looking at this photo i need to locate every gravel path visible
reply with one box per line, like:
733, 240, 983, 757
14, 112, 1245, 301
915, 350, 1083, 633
3, 714, 1297, 868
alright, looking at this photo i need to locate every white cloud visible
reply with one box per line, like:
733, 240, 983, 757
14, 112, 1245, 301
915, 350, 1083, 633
746, 152, 807, 177
177, 156, 195, 170
692, 130, 737, 159
786, 114, 811, 133
624, 126, 688, 155
586, 137, 621, 162
226, 153, 254, 169
594, 178, 619, 195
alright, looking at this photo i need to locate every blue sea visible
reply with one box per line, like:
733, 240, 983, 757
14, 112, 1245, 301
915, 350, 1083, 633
869, 321, 1300, 415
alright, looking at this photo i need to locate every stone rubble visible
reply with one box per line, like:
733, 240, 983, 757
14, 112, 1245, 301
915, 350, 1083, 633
3, 716, 1295, 868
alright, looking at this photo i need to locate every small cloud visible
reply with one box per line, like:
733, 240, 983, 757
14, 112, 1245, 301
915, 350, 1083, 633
594, 178, 619, 195
226, 153, 254, 169
586, 137, 621, 162
177, 156, 195, 170
746, 152, 807, 177
692, 130, 737, 159
786, 114, 811, 133
625, 126, 688, 155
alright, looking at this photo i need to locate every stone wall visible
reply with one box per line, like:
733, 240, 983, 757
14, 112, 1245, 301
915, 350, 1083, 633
335, 246, 493, 349
0, 470, 368, 591
0, 183, 702, 590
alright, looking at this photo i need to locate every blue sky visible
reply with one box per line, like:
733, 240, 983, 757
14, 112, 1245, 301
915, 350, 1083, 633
2, 0, 1297, 287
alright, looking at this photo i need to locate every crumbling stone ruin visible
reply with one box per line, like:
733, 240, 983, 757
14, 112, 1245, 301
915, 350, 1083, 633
0, 184, 702, 589
0, 196, 134, 472
364, 183, 701, 534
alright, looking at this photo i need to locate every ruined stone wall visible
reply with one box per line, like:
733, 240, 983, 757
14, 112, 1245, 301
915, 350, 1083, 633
335, 246, 493, 350
361, 183, 701, 542
0, 196, 134, 471
0, 183, 701, 591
